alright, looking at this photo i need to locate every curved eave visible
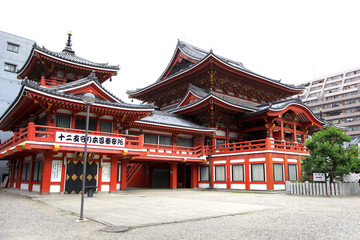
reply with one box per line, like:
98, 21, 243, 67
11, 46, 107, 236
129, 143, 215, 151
267, 103, 324, 127
129, 54, 302, 99
170, 94, 257, 115
133, 120, 215, 134
176, 90, 202, 108
26, 86, 154, 112
18, 49, 119, 78
58, 80, 120, 103
0, 88, 29, 129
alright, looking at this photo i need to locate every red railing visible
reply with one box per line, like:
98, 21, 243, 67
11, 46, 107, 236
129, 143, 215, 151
0, 123, 308, 156
143, 144, 204, 158
0, 123, 143, 152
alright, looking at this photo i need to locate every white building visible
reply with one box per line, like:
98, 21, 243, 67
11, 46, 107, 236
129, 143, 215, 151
297, 67, 360, 138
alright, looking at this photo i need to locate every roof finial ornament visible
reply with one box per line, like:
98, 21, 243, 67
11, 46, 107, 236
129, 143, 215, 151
63, 31, 75, 54
66, 31, 72, 48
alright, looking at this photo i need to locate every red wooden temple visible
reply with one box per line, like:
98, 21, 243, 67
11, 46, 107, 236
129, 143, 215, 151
0, 34, 323, 193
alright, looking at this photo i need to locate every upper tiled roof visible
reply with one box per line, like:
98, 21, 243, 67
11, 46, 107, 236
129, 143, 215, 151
129, 40, 302, 96
17, 43, 120, 74
23, 73, 153, 110
136, 110, 213, 131
172, 84, 259, 113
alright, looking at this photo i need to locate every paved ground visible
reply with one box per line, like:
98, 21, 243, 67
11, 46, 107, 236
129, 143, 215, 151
31, 189, 274, 227
1, 188, 360, 239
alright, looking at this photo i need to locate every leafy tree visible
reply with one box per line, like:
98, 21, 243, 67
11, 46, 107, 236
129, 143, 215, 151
302, 126, 360, 183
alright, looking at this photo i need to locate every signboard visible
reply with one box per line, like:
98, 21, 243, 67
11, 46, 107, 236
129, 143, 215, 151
51, 160, 62, 182
55, 131, 125, 148
101, 162, 111, 182
313, 173, 325, 182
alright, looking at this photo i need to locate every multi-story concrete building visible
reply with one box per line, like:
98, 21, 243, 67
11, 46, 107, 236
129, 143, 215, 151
298, 67, 360, 138
0, 30, 35, 142
0, 30, 35, 183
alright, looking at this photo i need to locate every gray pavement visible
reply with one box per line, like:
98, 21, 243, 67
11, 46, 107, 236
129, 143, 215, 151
27, 188, 276, 227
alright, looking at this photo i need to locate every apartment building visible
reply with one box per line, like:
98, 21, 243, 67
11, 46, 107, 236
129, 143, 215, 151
0, 30, 35, 142
298, 67, 360, 138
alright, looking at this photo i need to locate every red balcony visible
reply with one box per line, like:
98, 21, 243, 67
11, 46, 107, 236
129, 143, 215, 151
0, 123, 308, 159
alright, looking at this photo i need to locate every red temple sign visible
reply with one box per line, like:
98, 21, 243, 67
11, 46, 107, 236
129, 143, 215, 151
55, 131, 125, 148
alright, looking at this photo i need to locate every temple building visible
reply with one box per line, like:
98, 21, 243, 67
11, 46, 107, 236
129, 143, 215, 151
0, 35, 323, 193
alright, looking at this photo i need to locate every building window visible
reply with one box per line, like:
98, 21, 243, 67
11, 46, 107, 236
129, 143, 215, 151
215, 165, 226, 181
117, 164, 121, 181
56, 115, 71, 128
100, 120, 112, 133
144, 134, 158, 144
288, 164, 298, 181
159, 136, 172, 145
251, 164, 265, 181
273, 164, 284, 181
232, 165, 244, 181
177, 138, 193, 147
21, 163, 31, 181
7, 42, 19, 53
33, 161, 43, 182
4, 63, 17, 73
75, 117, 97, 131
200, 166, 209, 181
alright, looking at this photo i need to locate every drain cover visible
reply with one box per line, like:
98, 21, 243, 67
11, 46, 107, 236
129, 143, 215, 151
101, 225, 129, 233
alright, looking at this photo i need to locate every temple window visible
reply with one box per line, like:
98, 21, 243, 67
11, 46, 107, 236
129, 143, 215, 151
199, 166, 209, 181
21, 163, 31, 181
177, 138, 193, 147
215, 165, 226, 181
33, 161, 43, 182
288, 164, 298, 181
56, 115, 71, 128
7, 42, 19, 53
56, 71, 64, 78
100, 120, 112, 133
232, 165, 244, 181
144, 134, 173, 145
4, 63, 17, 73
251, 163, 265, 181
273, 164, 284, 181
75, 117, 97, 131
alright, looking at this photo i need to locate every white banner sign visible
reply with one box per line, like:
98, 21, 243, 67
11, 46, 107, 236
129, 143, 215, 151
51, 160, 62, 182
55, 131, 125, 148
313, 173, 325, 182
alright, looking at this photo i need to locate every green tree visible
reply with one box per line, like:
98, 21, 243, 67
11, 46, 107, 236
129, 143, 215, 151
302, 126, 360, 183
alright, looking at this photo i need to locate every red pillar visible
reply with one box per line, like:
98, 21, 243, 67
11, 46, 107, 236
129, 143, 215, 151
28, 155, 35, 191
120, 159, 128, 190
244, 156, 250, 190
265, 152, 274, 190
190, 163, 198, 188
226, 159, 231, 189
169, 162, 178, 189
40, 152, 52, 193
16, 159, 23, 189
9, 160, 16, 188
110, 155, 118, 192
284, 154, 289, 181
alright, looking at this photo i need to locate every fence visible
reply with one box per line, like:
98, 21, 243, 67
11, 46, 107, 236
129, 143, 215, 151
285, 181, 360, 196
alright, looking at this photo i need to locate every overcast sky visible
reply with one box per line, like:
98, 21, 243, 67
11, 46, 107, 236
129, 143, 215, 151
2, 0, 360, 102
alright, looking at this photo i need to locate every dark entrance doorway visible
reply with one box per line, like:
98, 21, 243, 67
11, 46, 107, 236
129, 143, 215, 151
177, 164, 191, 188
65, 160, 97, 194
151, 168, 170, 188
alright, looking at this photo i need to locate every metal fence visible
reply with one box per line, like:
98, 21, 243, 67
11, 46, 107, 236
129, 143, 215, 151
285, 181, 360, 196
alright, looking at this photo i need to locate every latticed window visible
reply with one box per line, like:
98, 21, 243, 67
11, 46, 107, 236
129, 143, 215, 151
21, 163, 31, 181
273, 164, 284, 181
288, 164, 298, 181
251, 164, 265, 181
100, 120, 112, 133
56, 115, 71, 128
33, 161, 43, 181
200, 166, 209, 181
215, 166, 226, 181
232, 165, 244, 181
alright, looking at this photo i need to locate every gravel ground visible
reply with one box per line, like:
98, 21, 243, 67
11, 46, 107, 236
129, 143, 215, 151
1, 189, 360, 240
